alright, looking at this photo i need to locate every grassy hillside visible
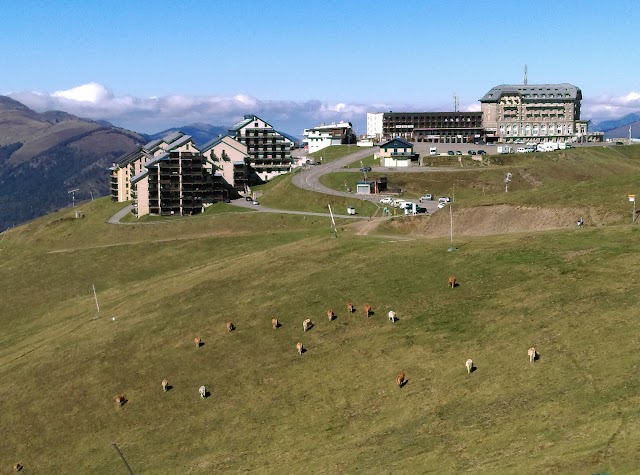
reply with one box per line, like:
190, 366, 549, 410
2, 195, 640, 473
322, 145, 640, 215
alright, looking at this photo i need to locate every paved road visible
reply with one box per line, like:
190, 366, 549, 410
291, 147, 447, 214
108, 204, 133, 224
229, 198, 364, 219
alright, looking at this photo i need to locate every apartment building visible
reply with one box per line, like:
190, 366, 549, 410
377, 112, 484, 143
480, 83, 586, 143
366, 112, 384, 141
228, 115, 292, 183
303, 121, 356, 153
110, 131, 199, 202
200, 135, 250, 194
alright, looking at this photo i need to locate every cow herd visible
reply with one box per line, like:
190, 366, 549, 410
110, 275, 540, 411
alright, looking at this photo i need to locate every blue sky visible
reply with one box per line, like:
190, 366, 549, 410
2, 0, 640, 135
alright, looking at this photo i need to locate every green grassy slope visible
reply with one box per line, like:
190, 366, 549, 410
2, 196, 640, 474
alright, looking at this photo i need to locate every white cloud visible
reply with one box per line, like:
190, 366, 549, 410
9, 82, 640, 133
583, 91, 640, 121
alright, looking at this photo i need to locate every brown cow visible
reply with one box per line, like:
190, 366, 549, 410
347, 302, 354, 313
327, 309, 335, 321
227, 321, 235, 332
114, 394, 127, 406
14, 463, 23, 472
448, 275, 456, 289
296, 342, 304, 355
272, 318, 279, 329
363, 304, 372, 317
194, 336, 202, 348
396, 371, 406, 388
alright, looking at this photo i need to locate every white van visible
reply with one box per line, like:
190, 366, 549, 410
516, 147, 527, 153
429, 147, 438, 156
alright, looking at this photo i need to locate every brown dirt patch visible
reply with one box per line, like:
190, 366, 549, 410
382, 205, 626, 238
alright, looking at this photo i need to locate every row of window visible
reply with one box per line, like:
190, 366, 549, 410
499, 124, 573, 135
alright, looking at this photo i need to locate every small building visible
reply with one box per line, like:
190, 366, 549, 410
356, 180, 375, 194
378, 137, 415, 167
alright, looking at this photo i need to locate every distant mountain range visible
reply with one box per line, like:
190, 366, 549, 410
591, 112, 640, 139
144, 123, 228, 147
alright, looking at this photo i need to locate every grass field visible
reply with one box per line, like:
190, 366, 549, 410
3, 147, 640, 473
255, 174, 378, 216
309, 144, 361, 164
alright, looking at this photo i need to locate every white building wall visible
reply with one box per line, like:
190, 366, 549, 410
367, 112, 383, 140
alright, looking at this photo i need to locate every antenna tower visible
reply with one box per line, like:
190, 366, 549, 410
68, 188, 80, 208
453, 93, 459, 113
524, 64, 528, 85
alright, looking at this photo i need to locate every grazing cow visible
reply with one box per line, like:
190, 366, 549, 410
296, 342, 304, 355
448, 275, 456, 289
388, 311, 397, 323
14, 463, 22, 472
162, 379, 169, 392
466, 359, 473, 374
363, 304, 372, 317
227, 321, 235, 332
396, 371, 406, 388
347, 302, 354, 313
528, 347, 537, 363
327, 309, 335, 321
303, 319, 313, 332
114, 394, 127, 406
194, 336, 202, 348
199, 385, 207, 399
272, 318, 279, 329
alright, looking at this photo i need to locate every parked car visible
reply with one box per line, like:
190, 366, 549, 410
516, 147, 527, 153
447, 150, 455, 156
438, 196, 451, 203
468, 150, 476, 155
415, 206, 428, 214
419, 194, 433, 202
437, 202, 446, 209
245, 196, 253, 202
477, 150, 486, 155
380, 197, 394, 204
223, 198, 231, 203
455, 150, 462, 156
392, 199, 407, 208
360, 166, 372, 172
252, 200, 259, 205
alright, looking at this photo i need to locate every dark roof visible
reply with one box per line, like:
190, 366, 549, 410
143, 138, 163, 151
379, 137, 414, 149
144, 152, 169, 168
115, 147, 147, 167
229, 114, 274, 132
199, 134, 246, 155
165, 135, 193, 150
131, 169, 149, 184
480, 83, 581, 102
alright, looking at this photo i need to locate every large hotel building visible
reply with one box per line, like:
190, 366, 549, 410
367, 82, 591, 144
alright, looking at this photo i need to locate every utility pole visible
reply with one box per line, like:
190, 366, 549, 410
505, 172, 512, 193
92, 284, 100, 318
327, 204, 337, 238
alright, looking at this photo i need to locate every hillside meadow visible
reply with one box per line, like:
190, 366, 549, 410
2, 190, 640, 473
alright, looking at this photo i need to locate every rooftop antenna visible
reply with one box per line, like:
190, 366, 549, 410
524, 64, 528, 85
68, 188, 80, 208
453, 93, 459, 113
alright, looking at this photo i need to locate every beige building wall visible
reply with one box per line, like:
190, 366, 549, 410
202, 136, 248, 187
134, 176, 150, 217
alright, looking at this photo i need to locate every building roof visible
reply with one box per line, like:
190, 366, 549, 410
142, 138, 163, 151
199, 134, 247, 155
115, 147, 146, 167
131, 169, 149, 184
144, 152, 169, 168
162, 131, 185, 145
480, 83, 581, 102
165, 134, 193, 151
305, 121, 353, 132
229, 114, 273, 132
379, 137, 414, 149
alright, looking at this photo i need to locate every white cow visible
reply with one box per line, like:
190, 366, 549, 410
528, 347, 537, 363
466, 359, 473, 374
199, 385, 206, 399
303, 319, 312, 332
162, 379, 169, 392
388, 311, 396, 323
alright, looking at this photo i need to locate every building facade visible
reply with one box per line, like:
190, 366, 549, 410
378, 137, 415, 167
380, 112, 484, 143
366, 112, 383, 141
229, 115, 292, 183
480, 83, 585, 143
303, 121, 356, 154
200, 135, 250, 194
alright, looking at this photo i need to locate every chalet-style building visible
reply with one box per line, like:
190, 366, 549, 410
303, 121, 356, 153
378, 137, 415, 167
